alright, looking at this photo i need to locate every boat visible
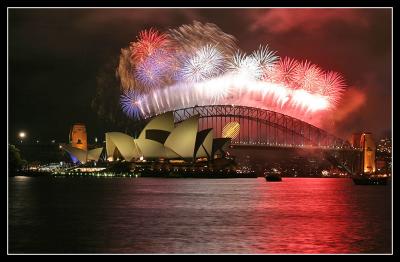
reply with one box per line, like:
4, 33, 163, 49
352, 174, 388, 185
264, 168, 282, 182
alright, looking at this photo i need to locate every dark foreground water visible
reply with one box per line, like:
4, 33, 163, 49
9, 177, 391, 254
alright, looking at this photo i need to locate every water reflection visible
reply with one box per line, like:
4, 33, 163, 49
9, 177, 391, 254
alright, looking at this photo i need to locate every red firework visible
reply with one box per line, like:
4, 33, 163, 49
129, 28, 171, 65
293, 60, 323, 92
265, 57, 299, 86
319, 71, 346, 104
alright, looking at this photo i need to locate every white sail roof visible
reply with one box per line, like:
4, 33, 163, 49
135, 139, 165, 159
87, 148, 103, 161
105, 132, 140, 161
61, 144, 88, 164
138, 111, 174, 139
164, 115, 199, 159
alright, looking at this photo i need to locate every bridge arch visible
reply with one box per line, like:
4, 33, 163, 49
140, 105, 348, 149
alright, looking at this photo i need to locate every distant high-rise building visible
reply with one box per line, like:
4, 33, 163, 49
360, 133, 376, 174
377, 137, 391, 154
69, 123, 87, 151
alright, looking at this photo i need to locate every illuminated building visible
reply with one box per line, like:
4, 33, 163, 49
106, 112, 230, 162
61, 123, 103, 164
360, 133, 376, 174
62, 112, 231, 164
377, 138, 391, 154
69, 123, 87, 151
376, 137, 391, 175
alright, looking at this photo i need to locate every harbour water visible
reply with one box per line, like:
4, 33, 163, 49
9, 177, 391, 254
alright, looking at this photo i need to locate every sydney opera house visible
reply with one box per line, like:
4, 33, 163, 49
62, 112, 231, 164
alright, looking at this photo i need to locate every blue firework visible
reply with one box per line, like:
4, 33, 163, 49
135, 49, 173, 88
120, 90, 143, 120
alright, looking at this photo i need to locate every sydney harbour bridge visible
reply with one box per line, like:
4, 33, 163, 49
135, 105, 363, 175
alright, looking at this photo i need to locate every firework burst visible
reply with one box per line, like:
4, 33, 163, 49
293, 60, 323, 92
228, 51, 262, 80
129, 28, 172, 65
266, 57, 299, 85
168, 21, 238, 57
135, 49, 174, 88
251, 45, 279, 71
319, 71, 346, 104
177, 44, 225, 82
120, 90, 144, 120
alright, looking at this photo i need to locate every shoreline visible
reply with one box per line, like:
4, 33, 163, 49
10, 170, 354, 179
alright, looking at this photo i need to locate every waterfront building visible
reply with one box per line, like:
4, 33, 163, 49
63, 112, 231, 164
106, 112, 230, 162
61, 123, 103, 164
69, 123, 87, 151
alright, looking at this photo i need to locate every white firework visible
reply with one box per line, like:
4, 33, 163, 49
228, 51, 262, 80
178, 44, 225, 82
251, 44, 279, 71
131, 73, 332, 126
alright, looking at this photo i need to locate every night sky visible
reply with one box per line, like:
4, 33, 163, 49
8, 8, 392, 144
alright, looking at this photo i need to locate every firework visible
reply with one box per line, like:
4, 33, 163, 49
290, 89, 330, 112
115, 22, 348, 126
251, 45, 279, 71
130, 74, 332, 124
168, 21, 238, 57
135, 49, 174, 88
120, 90, 144, 120
129, 28, 172, 65
117, 48, 136, 91
319, 71, 346, 104
228, 51, 263, 80
293, 60, 323, 92
177, 44, 225, 82
266, 57, 299, 85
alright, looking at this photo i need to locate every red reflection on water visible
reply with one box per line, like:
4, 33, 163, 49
250, 178, 390, 253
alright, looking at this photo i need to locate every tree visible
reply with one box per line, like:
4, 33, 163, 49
9, 144, 27, 175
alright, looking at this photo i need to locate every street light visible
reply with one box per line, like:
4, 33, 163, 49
18, 131, 26, 143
